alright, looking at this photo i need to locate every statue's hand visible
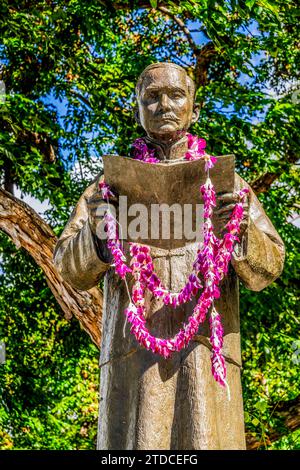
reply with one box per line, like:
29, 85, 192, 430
87, 191, 119, 236
215, 192, 249, 236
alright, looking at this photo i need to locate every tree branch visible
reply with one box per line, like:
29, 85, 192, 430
246, 395, 300, 449
194, 41, 217, 88
157, 6, 198, 55
0, 188, 102, 348
3, 160, 15, 195
252, 150, 298, 194
69, 89, 93, 109
156, 6, 218, 90
252, 172, 281, 194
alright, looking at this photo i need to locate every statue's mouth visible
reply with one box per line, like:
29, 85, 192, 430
159, 115, 178, 122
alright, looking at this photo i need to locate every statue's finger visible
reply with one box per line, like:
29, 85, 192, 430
218, 214, 232, 220
88, 199, 118, 210
87, 193, 105, 204
218, 193, 236, 202
90, 206, 117, 217
215, 203, 236, 215
109, 192, 119, 202
88, 191, 119, 204
90, 208, 106, 217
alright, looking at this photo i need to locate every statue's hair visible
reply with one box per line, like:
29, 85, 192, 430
135, 62, 196, 100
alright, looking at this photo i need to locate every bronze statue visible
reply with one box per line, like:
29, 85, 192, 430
53, 63, 285, 450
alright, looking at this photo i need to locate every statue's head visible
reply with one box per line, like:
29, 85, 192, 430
135, 62, 200, 143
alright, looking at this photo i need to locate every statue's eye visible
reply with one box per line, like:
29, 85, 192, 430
170, 92, 183, 99
147, 91, 157, 100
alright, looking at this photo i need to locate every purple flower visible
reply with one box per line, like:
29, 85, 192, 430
204, 155, 217, 171
209, 307, 226, 387
185, 134, 207, 160
132, 138, 159, 163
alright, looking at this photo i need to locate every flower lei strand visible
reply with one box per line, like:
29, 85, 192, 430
99, 134, 248, 393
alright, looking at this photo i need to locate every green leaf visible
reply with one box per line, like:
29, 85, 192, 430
246, 0, 256, 9
150, 0, 158, 8
252, 417, 260, 427
255, 401, 268, 413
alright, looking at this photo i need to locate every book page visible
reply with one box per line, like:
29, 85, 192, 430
103, 154, 235, 249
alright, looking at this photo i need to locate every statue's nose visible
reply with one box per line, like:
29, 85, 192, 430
159, 93, 171, 111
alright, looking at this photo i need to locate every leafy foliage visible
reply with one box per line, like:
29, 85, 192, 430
0, 234, 99, 449
241, 188, 300, 448
0, 0, 299, 449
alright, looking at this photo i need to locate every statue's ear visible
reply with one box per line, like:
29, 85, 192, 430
134, 105, 141, 126
191, 102, 200, 124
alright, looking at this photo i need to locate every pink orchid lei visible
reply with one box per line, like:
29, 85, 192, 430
99, 133, 248, 392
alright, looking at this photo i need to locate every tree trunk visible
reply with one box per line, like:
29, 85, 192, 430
0, 188, 102, 347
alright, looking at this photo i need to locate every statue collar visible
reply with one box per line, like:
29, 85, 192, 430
143, 134, 188, 161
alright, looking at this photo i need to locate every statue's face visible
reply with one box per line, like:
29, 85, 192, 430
136, 66, 199, 142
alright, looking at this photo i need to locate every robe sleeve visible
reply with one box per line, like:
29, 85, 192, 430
231, 174, 285, 291
53, 175, 111, 291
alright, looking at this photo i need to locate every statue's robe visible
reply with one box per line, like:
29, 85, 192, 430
53, 167, 284, 450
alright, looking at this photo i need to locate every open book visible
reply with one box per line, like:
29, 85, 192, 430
103, 154, 235, 249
